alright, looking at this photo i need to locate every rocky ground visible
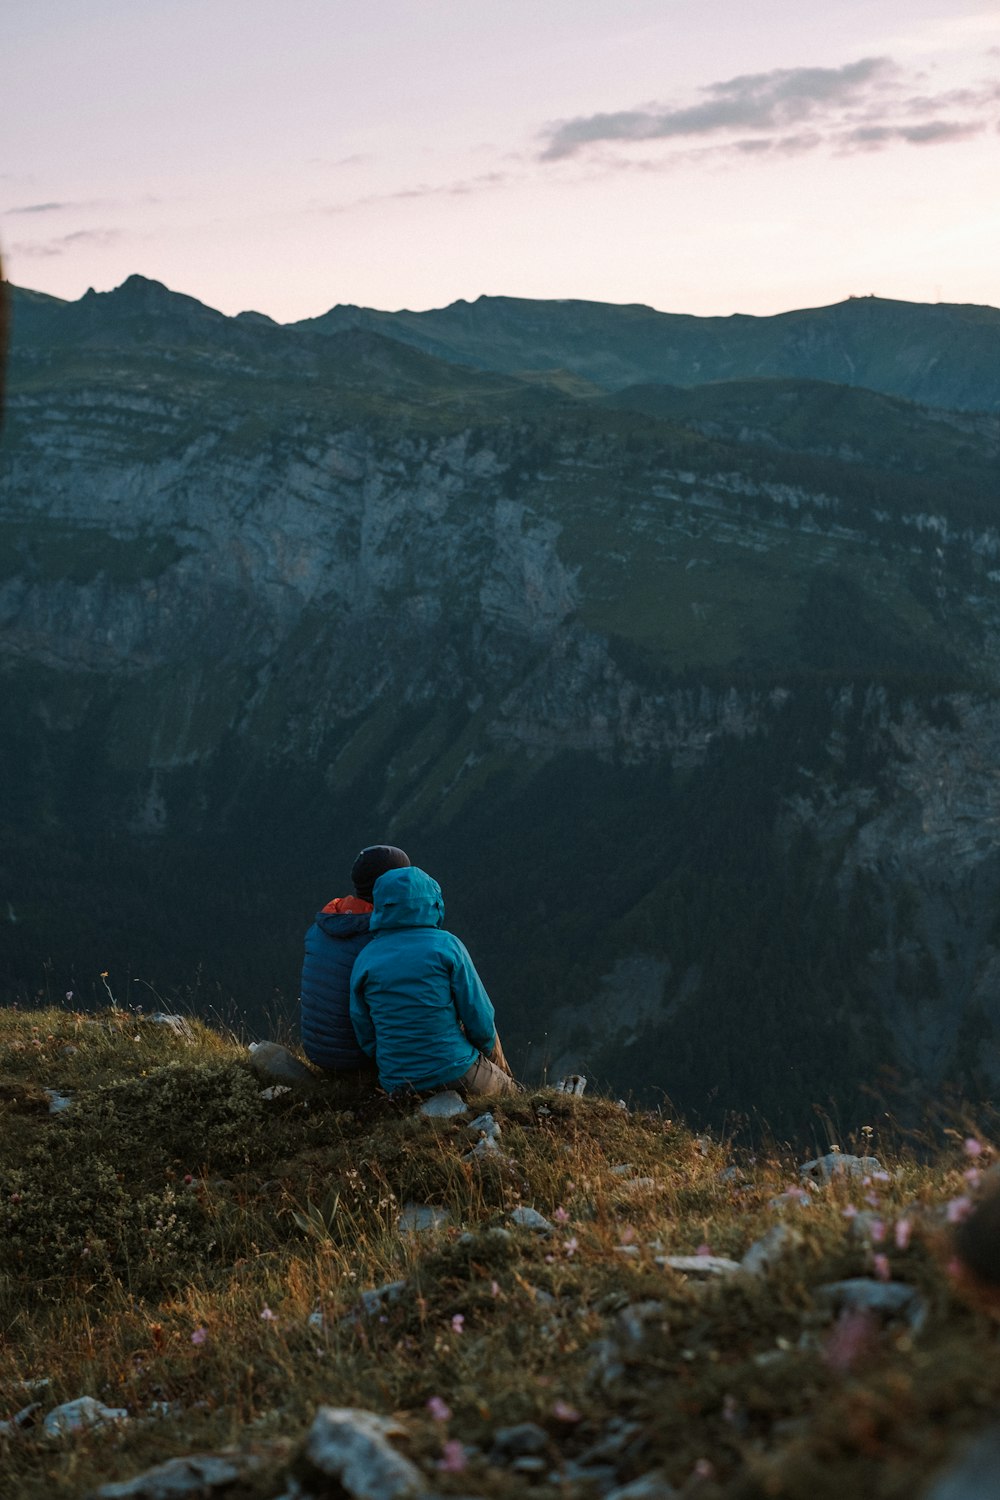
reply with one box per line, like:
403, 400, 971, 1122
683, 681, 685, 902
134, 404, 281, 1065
1, 1006, 999, 1499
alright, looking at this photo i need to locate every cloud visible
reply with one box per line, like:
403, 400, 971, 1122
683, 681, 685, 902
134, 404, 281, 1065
539, 59, 892, 160
5, 201, 72, 215
537, 54, 998, 166
10, 228, 125, 259
320, 170, 511, 215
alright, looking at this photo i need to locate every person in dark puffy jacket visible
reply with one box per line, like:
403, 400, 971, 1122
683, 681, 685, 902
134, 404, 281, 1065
350, 865, 518, 1097
299, 844, 411, 1072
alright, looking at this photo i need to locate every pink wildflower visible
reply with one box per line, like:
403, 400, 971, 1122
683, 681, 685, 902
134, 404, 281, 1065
426, 1396, 451, 1423
259, 1305, 277, 1322
894, 1218, 912, 1251
450, 1313, 464, 1335
964, 1167, 982, 1187
873, 1253, 891, 1282
823, 1305, 876, 1372
864, 1192, 880, 1208
490, 1280, 501, 1298
842, 1204, 858, 1219
553, 1207, 570, 1224
946, 1196, 974, 1224
869, 1218, 886, 1244
191, 1326, 208, 1345
552, 1399, 581, 1423
964, 1137, 984, 1157
696, 1243, 712, 1257
693, 1459, 716, 1480
620, 1224, 636, 1244
437, 1440, 467, 1473
563, 1237, 579, 1258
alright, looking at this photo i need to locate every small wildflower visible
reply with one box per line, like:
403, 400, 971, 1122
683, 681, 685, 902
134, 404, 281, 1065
842, 1204, 858, 1219
964, 1137, 984, 1157
563, 1237, 579, 1258
694, 1459, 716, 1480
965, 1167, 982, 1187
620, 1224, 636, 1244
190, 1327, 207, 1346
696, 1242, 712, 1257
894, 1218, 912, 1251
946, 1196, 974, 1224
552, 1399, 581, 1422
553, 1207, 570, 1223
437, 1440, 467, 1473
864, 1192, 880, 1208
65, 991, 73, 1001
427, 1396, 451, 1423
260, 1305, 277, 1322
947, 1256, 964, 1278
873, 1253, 891, 1281
871, 1170, 892, 1182
869, 1218, 886, 1244
450, 1313, 464, 1335
490, 1280, 500, 1298
824, 1305, 876, 1372
544, 1254, 555, 1263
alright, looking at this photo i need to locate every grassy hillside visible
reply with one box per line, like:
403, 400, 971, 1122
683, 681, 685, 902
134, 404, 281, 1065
2, 1006, 999, 1499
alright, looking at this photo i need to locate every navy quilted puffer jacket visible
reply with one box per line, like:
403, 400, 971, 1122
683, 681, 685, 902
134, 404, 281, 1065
300, 900, 374, 1071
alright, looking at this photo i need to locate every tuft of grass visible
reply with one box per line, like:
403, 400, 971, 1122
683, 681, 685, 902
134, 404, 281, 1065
0, 1005, 996, 1499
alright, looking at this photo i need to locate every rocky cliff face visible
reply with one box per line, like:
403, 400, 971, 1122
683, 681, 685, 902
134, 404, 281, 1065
3, 277, 1000, 1127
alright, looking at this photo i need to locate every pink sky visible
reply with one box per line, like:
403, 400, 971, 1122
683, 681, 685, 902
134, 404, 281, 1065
3, 0, 998, 321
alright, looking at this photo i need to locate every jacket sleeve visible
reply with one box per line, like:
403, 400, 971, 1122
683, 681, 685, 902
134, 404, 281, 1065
349, 962, 377, 1058
447, 937, 497, 1052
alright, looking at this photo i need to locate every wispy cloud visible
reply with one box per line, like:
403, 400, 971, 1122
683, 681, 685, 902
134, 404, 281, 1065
10, 228, 125, 259
537, 55, 998, 165
320, 170, 510, 215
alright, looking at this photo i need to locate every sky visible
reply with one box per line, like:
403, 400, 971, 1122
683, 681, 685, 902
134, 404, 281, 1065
2, 0, 999, 322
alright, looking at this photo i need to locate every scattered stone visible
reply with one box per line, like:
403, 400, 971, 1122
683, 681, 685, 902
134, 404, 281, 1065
800, 1152, 883, 1183
508, 1207, 553, 1233
259, 1085, 292, 1101
606, 1473, 679, 1500
718, 1165, 744, 1184
358, 1281, 409, 1318
611, 1163, 634, 1176
247, 1042, 315, 1086
490, 1422, 549, 1463
298, 1407, 426, 1499
44, 1089, 72, 1115
468, 1111, 501, 1139
417, 1091, 467, 1120
43, 1396, 129, 1437
555, 1075, 587, 1096
768, 1187, 815, 1211
815, 1278, 928, 1333
147, 1013, 195, 1042
0, 1402, 41, 1436
616, 1177, 660, 1195
615, 1245, 641, 1258
93, 1453, 250, 1499
60, 1044, 79, 1057
741, 1222, 802, 1277
656, 1255, 742, 1278
397, 1205, 450, 1235
463, 1135, 503, 1162
457, 1227, 512, 1248
925, 1425, 1000, 1500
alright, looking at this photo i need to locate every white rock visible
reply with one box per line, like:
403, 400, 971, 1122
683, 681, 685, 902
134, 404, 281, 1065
468, 1111, 501, 1138
417, 1091, 467, 1119
358, 1280, 409, 1317
44, 1090, 72, 1115
94, 1454, 247, 1498
301, 1407, 427, 1498
815, 1278, 927, 1333
655, 1255, 742, 1277
463, 1135, 502, 1161
43, 1396, 129, 1436
508, 1207, 554, 1233
555, 1074, 587, 1096
741, 1222, 802, 1277
397, 1205, 450, 1235
800, 1152, 883, 1183
247, 1041, 315, 1086
259, 1085, 292, 1101
0, 1401, 41, 1436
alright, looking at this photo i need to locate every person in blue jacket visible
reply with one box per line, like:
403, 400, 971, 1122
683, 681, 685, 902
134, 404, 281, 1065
299, 844, 411, 1072
350, 865, 518, 1096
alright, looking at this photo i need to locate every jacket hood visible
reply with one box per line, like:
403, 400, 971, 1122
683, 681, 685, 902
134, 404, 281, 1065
315, 908, 371, 939
369, 866, 445, 932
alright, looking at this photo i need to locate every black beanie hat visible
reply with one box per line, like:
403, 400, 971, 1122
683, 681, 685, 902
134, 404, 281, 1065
351, 844, 411, 903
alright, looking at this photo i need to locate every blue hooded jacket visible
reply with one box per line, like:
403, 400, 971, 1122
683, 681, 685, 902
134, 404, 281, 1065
300, 901, 374, 1071
350, 866, 497, 1092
